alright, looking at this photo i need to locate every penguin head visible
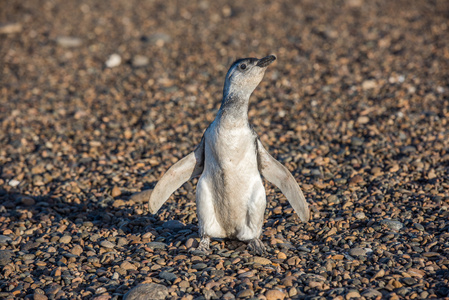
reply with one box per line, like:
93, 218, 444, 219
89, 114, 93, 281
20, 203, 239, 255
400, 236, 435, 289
223, 55, 276, 99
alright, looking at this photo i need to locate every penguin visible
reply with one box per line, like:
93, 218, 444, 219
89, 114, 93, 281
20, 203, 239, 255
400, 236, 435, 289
144, 55, 309, 255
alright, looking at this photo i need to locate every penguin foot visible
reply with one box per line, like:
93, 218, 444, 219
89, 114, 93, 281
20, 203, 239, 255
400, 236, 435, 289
196, 236, 210, 254
247, 238, 266, 256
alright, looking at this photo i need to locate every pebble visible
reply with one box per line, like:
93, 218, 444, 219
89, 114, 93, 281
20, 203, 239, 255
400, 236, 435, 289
0, 23, 22, 34
380, 220, 403, 231
105, 54, 122, 68
100, 240, 115, 249
59, 235, 72, 244
265, 289, 286, 300
0, 250, 12, 266
56, 36, 82, 47
20, 196, 35, 206
120, 261, 137, 270
346, 290, 361, 299
354, 211, 366, 220
111, 186, 121, 197
0, 235, 12, 245
33, 294, 48, 300
349, 247, 366, 257
250, 256, 272, 265
132, 55, 149, 67
192, 263, 207, 270
146, 242, 167, 250
159, 271, 177, 281
361, 289, 383, 299
124, 283, 168, 300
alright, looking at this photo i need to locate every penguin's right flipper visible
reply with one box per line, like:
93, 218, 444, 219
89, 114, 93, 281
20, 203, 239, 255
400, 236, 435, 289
147, 137, 205, 214
256, 139, 310, 222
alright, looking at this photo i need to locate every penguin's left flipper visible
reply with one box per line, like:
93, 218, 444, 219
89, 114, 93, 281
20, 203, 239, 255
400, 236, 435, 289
256, 139, 310, 222
147, 137, 205, 214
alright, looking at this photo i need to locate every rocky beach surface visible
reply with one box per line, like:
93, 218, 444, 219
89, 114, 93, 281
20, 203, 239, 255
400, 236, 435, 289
1, 0, 448, 299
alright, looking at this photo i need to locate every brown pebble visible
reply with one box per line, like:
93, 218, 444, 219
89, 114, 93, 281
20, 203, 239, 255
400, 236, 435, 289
111, 186, 121, 197
265, 289, 286, 300
33, 294, 48, 300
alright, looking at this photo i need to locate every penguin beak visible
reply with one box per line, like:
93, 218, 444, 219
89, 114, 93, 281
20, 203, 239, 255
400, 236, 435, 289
256, 55, 277, 68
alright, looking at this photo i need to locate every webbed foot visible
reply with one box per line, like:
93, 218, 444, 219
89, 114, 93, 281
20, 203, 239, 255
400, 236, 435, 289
195, 236, 210, 254
247, 238, 266, 256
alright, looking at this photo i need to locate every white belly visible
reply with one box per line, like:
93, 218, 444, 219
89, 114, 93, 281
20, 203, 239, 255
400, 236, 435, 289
196, 121, 266, 241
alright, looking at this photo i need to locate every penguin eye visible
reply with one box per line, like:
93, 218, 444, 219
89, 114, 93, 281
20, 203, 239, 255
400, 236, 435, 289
239, 63, 247, 70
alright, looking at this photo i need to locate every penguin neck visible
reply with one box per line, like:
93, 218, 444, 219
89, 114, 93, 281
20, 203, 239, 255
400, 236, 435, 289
217, 91, 251, 126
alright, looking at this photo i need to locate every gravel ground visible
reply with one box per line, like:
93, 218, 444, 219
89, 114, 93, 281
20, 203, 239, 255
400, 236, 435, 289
1, 0, 449, 299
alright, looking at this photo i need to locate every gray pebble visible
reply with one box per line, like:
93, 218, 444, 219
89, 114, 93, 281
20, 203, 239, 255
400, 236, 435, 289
361, 288, 383, 299
124, 283, 168, 300
380, 219, 403, 231
192, 263, 207, 270
162, 220, 185, 230
100, 240, 115, 249
159, 271, 177, 282
0, 235, 12, 245
349, 247, 367, 257
146, 242, 167, 250
0, 250, 13, 266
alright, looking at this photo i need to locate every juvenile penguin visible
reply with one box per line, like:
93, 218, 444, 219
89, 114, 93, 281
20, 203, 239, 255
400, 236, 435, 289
145, 55, 309, 254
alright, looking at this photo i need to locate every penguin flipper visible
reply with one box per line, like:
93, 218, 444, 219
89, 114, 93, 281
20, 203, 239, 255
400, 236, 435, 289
147, 138, 205, 214
256, 139, 310, 222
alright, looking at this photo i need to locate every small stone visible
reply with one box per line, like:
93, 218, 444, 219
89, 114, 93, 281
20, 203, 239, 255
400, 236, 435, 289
123, 283, 168, 300
130, 189, 152, 204
346, 290, 361, 299
414, 223, 425, 231
33, 294, 48, 300
8, 179, 20, 187
105, 54, 122, 68
162, 220, 185, 230
185, 238, 198, 249
159, 271, 177, 282
361, 289, 383, 299
111, 186, 121, 197
349, 247, 366, 257
351, 136, 364, 146
192, 263, 207, 270
277, 252, 287, 259
407, 268, 425, 278
146, 242, 167, 250
354, 211, 366, 220
56, 36, 82, 47
0, 23, 22, 34
281, 276, 295, 287
132, 55, 149, 67
381, 219, 403, 231
59, 235, 72, 244
0, 235, 12, 245
362, 80, 377, 90
357, 116, 370, 124
249, 256, 272, 265
402, 277, 417, 285
100, 240, 115, 249
222, 292, 235, 300
265, 289, 286, 300
237, 289, 254, 298
45, 283, 61, 295
20, 196, 35, 206
0, 250, 13, 266
120, 261, 137, 270
70, 245, 83, 256
371, 269, 385, 280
